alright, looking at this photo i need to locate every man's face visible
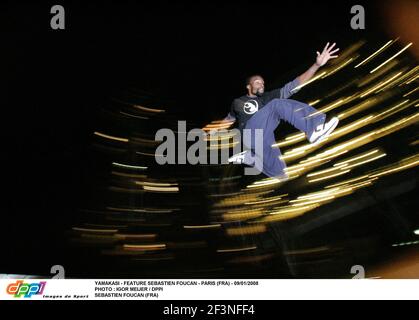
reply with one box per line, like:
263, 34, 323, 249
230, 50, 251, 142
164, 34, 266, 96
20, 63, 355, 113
248, 76, 265, 96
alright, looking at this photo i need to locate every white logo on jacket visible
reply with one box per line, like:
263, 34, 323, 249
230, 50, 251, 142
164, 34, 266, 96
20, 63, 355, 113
243, 100, 259, 115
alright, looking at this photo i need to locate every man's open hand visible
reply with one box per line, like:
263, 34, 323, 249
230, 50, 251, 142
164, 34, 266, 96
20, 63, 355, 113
316, 42, 340, 67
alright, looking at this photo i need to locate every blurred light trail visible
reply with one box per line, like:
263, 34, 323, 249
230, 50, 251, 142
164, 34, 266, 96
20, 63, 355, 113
72, 227, 118, 233
360, 72, 403, 97
308, 169, 351, 183
354, 39, 395, 68
370, 42, 413, 73
183, 224, 221, 229
123, 244, 167, 251
94, 131, 129, 142
112, 162, 148, 170
133, 104, 165, 113
226, 224, 267, 236
217, 246, 257, 253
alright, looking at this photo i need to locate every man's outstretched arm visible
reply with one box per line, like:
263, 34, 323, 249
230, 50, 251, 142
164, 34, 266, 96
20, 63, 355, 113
270, 43, 339, 100
297, 42, 339, 85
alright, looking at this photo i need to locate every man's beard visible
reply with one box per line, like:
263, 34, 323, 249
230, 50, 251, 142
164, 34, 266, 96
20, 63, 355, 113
255, 89, 264, 97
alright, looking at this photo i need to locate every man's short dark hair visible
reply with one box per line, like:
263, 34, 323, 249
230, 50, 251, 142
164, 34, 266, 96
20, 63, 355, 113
245, 74, 263, 86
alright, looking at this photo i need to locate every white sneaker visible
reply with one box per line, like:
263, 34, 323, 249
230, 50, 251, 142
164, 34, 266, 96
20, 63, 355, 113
308, 117, 339, 144
228, 151, 248, 164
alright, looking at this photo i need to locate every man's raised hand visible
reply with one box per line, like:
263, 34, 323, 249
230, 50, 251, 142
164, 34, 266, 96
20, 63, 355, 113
316, 42, 340, 67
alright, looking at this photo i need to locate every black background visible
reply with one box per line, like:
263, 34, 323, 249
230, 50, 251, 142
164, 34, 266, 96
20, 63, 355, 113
0, 0, 394, 275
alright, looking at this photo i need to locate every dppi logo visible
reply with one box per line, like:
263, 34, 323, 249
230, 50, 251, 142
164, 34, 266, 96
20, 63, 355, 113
6, 280, 46, 298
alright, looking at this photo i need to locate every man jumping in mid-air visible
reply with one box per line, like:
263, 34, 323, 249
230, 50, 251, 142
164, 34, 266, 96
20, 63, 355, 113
226, 42, 340, 178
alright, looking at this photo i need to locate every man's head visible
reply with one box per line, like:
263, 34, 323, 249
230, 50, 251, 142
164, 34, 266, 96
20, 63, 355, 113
246, 74, 265, 97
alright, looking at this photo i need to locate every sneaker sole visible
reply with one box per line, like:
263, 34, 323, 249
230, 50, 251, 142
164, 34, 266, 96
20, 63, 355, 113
228, 151, 247, 163
312, 118, 339, 144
